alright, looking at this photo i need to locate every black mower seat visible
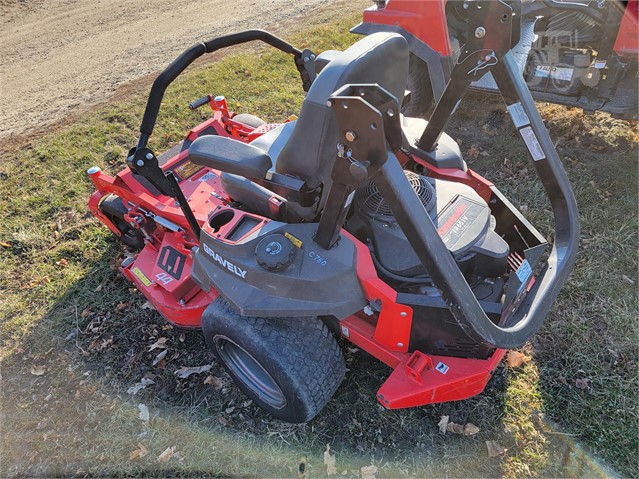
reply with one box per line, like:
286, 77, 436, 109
189, 32, 409, 221
189, 135, 272, 179
249, 121, 295, 162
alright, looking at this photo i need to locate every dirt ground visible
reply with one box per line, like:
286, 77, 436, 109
0, 0, 340, 142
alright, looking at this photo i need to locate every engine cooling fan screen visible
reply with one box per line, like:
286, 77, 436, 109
355, 171, 435, 217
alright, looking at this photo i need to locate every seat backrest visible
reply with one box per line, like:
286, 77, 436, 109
275, 32, 409, 220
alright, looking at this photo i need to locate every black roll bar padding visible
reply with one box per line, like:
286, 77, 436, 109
374, 50, 579, 348
137, 30, 305, 148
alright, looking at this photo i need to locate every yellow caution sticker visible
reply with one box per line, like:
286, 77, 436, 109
132, 267, 152, 287
284, 232, 303, 248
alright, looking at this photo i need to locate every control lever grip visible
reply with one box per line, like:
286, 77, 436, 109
189, 94, 213, 110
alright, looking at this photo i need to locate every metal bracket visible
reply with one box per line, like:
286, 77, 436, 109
417, 0, 519, 152
127, 147, 201, 239
314, 84, 401, 249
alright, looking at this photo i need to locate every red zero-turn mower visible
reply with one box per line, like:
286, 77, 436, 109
88, 0, 579, 423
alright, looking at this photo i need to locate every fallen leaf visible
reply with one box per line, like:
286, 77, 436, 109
218, 415, 232, 427
116, 301, 130, 312
129, 443, 148, 460
81, 309, 92, 318
30, 365, 46, 376
148, 337, 168, 351
127, 378, 155, 395
575, 378, 590, 390
438, 415, 449, 434
138, 403, 150, 422
95, 282, 104, 292
28, 276, 51, 288
466, 146, 480, 159
174, 364, 212, 379
507, 351, 532, 368
179, 332, 185, 343
89, 337, 113, 352
204, 375, 224, 390
324, 444, 337, 476
56, 258, 69, 267
141, 301, 155, 310
152, 350, 167, 366
157, 446, 175, 463
0, 241, 11, 248
486, 440, 507, 458
464, 423, 480, 436
447, 422, 464, 434
360, 465, 378, 479
621, 275, 634, 285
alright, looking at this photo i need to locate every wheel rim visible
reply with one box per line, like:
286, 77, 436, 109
214, 336, 286, 409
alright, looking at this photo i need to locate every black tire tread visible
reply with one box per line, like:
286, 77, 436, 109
203, 297, 345, 422
402, 53, 433, 119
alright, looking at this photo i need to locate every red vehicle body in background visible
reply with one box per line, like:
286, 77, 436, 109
355, 0, 638, 119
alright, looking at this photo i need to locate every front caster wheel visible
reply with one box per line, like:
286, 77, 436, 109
202, 297, 345, 423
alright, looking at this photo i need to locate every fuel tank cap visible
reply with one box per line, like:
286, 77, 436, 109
255, 234, 296, 272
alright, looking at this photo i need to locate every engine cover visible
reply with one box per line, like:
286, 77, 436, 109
349, 171, 509, 279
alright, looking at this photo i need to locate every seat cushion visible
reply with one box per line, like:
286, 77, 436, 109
249, 121, 296, 168
401, 116, 466, 170
188, 135, 272, 179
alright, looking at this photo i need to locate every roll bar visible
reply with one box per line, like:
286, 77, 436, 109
136, 30, 311, 149
319, 0, 579, 348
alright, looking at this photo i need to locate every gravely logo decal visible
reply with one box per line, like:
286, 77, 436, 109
202, 243, 247, 279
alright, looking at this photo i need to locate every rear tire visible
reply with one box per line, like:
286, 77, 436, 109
402, 53, 433, 119
202, 297, 345, 423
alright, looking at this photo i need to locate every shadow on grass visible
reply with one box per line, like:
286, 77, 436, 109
1, 231, 622, 478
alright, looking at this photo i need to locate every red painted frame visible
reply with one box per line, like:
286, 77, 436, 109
364, 0, 638, 58
613, 0, 639, 56
362, 0, 452, 56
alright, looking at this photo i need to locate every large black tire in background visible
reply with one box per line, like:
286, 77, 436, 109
202, 297, 346, 423
402, 53, 433, 119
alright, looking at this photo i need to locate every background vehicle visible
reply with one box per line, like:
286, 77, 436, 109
354, 0, 638, 119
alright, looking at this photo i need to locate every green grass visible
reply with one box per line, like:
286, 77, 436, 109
1, 9, 637, 479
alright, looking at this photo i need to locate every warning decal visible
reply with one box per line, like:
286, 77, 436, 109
520, 126, 546, 161
132, 267, 152, 287
507, 102, 530, 128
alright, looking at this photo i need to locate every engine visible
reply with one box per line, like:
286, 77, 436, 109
348, 171, 509, 286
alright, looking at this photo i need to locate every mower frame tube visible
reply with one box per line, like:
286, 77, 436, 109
137, 30, 307, 148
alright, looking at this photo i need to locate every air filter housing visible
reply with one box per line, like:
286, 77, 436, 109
355, 171, 436, 218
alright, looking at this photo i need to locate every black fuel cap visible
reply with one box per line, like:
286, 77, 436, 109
255, 234, 296, 272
